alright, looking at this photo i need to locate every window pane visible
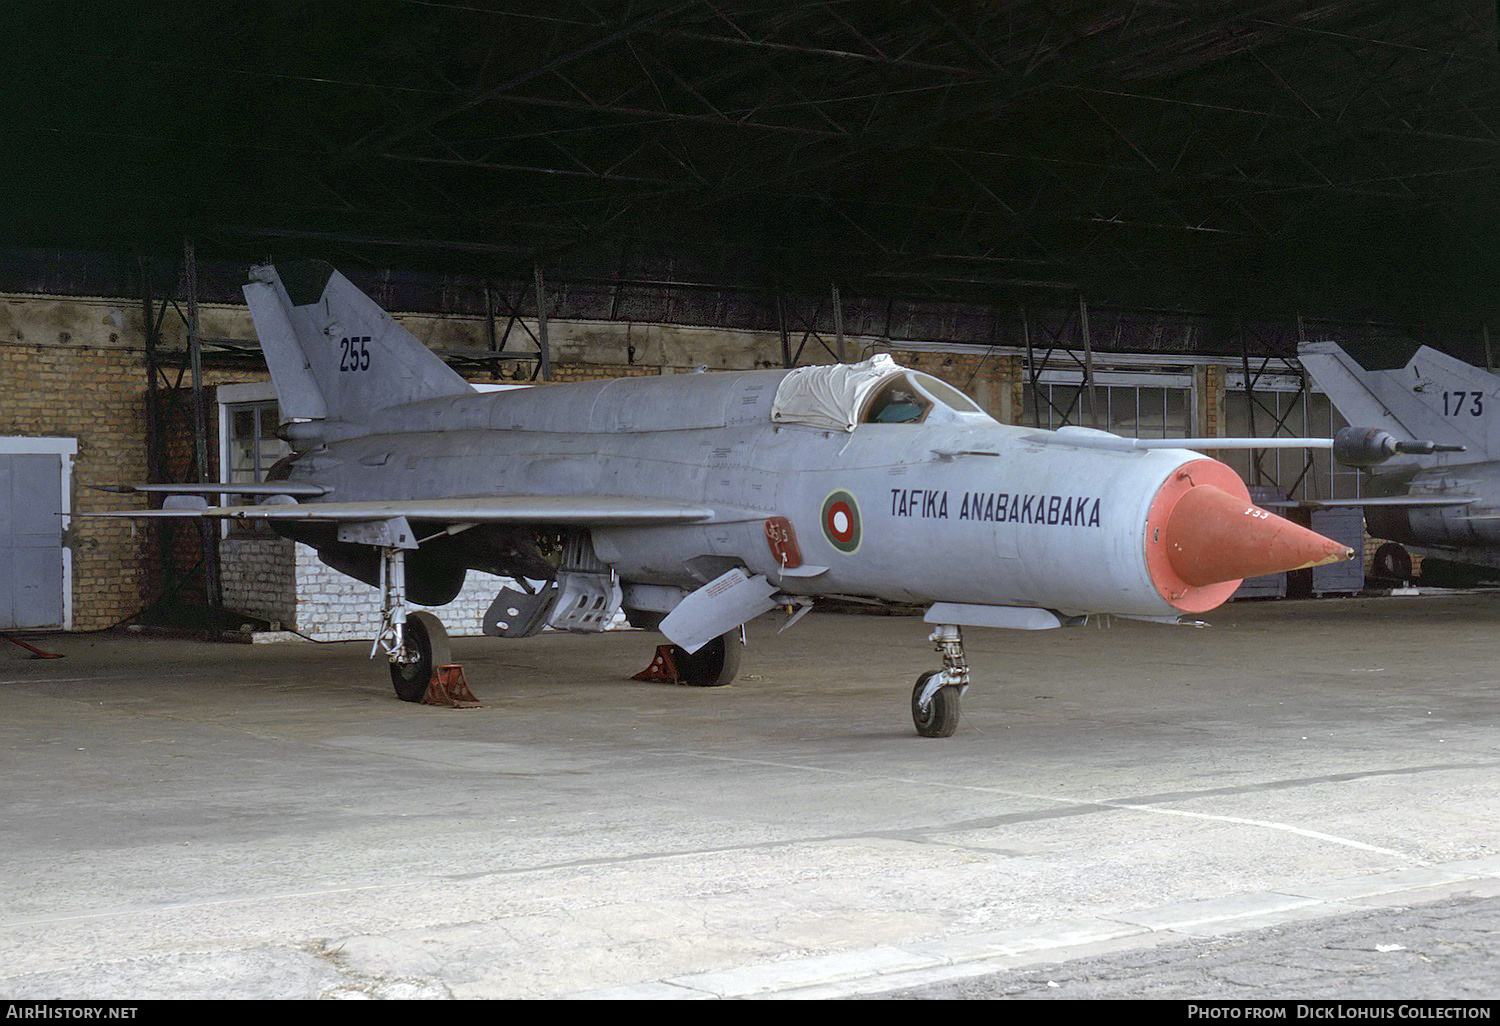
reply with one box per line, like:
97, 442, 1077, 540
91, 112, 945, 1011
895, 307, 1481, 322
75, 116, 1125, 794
1164, 389, 1189, 437
230, 408, 258, 482
910, 372, 983, 413
1049, 384, 1082, 428
225, 400, 286, 535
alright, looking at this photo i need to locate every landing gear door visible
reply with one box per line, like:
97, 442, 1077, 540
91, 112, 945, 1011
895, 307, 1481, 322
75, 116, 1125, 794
659, 568, 778, 654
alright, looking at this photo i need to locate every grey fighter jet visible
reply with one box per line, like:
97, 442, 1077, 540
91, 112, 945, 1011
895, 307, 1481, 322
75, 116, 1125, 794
102, 263, 1351, 737
1299, 340, 1499, 581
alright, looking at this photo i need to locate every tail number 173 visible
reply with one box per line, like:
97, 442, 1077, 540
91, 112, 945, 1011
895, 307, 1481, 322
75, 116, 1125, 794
1443, 391, 1483, 416
340, 336, 372, 372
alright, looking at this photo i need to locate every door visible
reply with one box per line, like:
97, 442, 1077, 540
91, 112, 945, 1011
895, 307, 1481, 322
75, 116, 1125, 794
0, 452, 66, 629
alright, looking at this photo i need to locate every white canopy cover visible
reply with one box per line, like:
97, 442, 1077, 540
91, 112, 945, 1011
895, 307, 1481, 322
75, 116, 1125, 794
770, 354, 904, 432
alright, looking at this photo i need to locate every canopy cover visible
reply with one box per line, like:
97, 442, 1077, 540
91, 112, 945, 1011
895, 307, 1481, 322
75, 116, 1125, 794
770, 354, 904, 433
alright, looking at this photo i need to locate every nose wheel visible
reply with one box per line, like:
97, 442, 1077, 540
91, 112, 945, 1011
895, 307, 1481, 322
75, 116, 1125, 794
911, 671, 960, 737
911, 624, 968, 738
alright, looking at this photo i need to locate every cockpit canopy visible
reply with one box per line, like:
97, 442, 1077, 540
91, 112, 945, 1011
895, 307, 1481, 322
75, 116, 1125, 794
770, 354, 995, 432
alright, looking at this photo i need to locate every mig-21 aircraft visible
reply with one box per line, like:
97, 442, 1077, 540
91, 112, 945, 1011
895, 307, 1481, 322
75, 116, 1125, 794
1299, 339, 1500, 581
99, 262, 1353, 737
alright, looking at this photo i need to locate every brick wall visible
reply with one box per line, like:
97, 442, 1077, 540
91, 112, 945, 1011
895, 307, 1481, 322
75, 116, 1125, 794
0, 305, 153, 628
0, 291, 280, 630
219, 536, 297, 626
1202, 365, 1223, 437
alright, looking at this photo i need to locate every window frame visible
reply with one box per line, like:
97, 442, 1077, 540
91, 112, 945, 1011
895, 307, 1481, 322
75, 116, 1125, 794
1023, 368, 1196, 439
217, 382, 289, 538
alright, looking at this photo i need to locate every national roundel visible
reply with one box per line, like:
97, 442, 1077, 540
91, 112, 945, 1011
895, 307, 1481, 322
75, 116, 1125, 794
820, 490, 862, 554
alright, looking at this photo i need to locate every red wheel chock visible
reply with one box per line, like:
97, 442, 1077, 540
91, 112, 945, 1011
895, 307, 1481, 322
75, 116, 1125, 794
632, 644, 681, 683
425, 664, 481, 708
2, 634, 63, 660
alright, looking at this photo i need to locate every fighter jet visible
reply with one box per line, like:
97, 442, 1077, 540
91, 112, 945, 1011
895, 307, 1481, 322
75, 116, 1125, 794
99, 262, 1352, 737
1299, 340, 1497, 581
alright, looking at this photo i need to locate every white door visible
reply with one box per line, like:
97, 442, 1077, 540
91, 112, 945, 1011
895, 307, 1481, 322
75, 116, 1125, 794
0, 439, 74, 630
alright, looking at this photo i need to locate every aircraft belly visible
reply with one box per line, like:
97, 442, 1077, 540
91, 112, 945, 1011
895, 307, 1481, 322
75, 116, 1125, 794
593, 525, 733, 587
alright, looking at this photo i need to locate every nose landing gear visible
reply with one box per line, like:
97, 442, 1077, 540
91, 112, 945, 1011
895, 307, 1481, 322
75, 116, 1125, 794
911, 624, 969, 738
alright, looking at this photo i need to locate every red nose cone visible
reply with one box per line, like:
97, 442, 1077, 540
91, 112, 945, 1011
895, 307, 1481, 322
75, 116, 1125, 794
1145, 459, 1354, 613
1165, 484, 1352, 586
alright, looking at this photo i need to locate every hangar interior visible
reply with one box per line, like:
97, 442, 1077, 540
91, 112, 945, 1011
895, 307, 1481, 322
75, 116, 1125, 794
4, 2, 1500, 634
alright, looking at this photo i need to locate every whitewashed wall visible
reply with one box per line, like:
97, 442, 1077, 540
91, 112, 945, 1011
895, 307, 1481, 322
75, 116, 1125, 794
220, 535, 507, 641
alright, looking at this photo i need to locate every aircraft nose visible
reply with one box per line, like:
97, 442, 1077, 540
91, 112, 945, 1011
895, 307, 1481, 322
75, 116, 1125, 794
1164, 484, 1352, 585
1145, 458, 1354, 613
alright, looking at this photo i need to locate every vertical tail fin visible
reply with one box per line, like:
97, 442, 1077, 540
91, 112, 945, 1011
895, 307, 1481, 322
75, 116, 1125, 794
242, 261, 473, 425
1300, 340, 1497, 462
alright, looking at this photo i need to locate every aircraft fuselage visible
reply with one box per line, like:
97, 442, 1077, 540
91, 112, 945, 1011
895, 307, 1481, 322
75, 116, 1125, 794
1365, 461, 1500, 566
275, 368, 1205, 619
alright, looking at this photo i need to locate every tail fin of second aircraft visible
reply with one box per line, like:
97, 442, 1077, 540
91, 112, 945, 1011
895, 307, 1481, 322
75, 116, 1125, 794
242, 261, 474, 425
1300, 340, 1498, 462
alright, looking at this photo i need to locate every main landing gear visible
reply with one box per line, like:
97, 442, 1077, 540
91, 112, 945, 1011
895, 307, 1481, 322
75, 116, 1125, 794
1372, 542, 1413, 583
374, 543, 474, 706
911, 624, 969, 738
634, 629, 744, 687
388, 608, 451, 702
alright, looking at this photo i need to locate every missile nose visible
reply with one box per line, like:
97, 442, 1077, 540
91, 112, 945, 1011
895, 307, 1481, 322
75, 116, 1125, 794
1145, 459, 1354, 613
1164, 484, 1353, 586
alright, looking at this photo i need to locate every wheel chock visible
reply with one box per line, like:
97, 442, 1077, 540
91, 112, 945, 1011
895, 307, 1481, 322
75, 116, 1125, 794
2, 634, 63, 659
632, 644, 681, 683
425, 664, 481, 708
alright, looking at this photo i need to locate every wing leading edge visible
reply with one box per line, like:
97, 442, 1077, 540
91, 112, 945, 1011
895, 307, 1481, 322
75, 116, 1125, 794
86, 494, 716, 525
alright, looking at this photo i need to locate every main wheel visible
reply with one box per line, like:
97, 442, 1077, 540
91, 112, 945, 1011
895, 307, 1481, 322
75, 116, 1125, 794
670, 631, 743, 687
911, 671, 960, 738
389, 611, 452, 702
1373, 542, 1413, 582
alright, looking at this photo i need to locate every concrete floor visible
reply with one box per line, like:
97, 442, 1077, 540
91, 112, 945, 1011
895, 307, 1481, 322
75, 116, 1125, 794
2, 592, 1498, 999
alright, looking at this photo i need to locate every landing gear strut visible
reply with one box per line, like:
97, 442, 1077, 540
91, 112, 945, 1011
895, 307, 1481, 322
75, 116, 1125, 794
374, 545, 453, 702
911, 624, 968, 738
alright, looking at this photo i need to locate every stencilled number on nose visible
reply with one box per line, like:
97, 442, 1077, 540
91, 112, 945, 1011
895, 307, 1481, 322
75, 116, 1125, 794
340, 336, 372, 372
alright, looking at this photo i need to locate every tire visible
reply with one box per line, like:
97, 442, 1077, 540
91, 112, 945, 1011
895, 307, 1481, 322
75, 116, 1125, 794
389, 611, 451, 702
1372, 542, 1413, 582
670, 631, 743, 687
911, 671, 960, 738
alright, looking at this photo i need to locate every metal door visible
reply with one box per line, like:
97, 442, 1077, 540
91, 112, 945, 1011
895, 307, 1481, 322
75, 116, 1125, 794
0, 453, 65, 629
